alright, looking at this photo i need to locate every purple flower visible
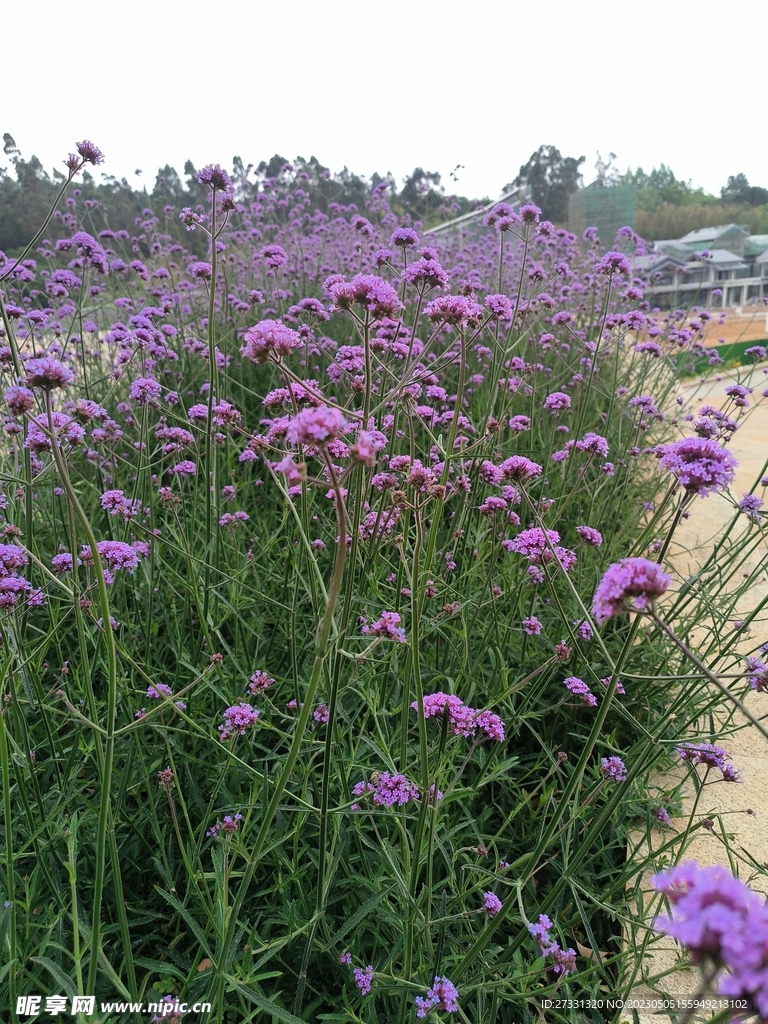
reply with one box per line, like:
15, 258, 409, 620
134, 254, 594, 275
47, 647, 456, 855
361, 610, 406, 642
5, 386, 35, 416
600, 756, 627, 782
170, 460, 197, 477
575, 432, 609, 458
80, 540, 141, 574
523, 616, 542, 635
51, 553, 79, 574
147, 683, 173, 700
508, 414, 531, 433
286, 405, 348, 446
527, 914, 577, 976
499, 455, 543, 480
651, 860, 761, 966
241, 319, 302, 363
354, 772, 420, 807
129, 377, 162, 405
248, 670, 274, 694
330, 274, 402, 319
677, 743, 742, 782
425, 295, 483, 326
658, 437, 737, 497
563, 676, 597, 707
218, 702, 260, 741
483, 892, 503, 916
196, 164, 232, 192
207, 813, 243, 837
654, 807, 671, 825
260, 244, 288, 269
505, 527, 576, 572
391, 227, 419, 247
543, 391, 571, 412
485, 293, 513, 320
738, 493, 762, 522
401, 258, 448, 292
313, 703, 330, 723
413, 692, 505, 741
353, 964, 373, 995
189, 261, 212, 280
415, 976, 459, 1018
576, 525, 603, 546
338, 951, 352, 965
76, 140, 105, 166
591, 557, 671, 624
595, 251, 631, 276
25, 357, 75, 390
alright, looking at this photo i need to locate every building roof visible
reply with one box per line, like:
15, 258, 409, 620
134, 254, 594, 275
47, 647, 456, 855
634, 251, 685, 271
423, 186, 528, 237
745, 234, 768, 256
689, 248, 747, 267
677, 224, 748, 245
756, 249, 768, 264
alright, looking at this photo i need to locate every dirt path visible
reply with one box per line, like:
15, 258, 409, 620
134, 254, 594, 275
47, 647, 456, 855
624, 367, 768, 1019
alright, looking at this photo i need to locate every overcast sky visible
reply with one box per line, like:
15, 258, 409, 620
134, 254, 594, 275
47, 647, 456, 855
4, 0, 766, 202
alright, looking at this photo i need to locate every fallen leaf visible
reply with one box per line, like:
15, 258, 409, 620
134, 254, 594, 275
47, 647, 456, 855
576, 940, 610, 963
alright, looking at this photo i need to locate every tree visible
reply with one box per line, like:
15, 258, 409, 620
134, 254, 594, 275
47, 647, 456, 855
593, 152, 621, 187
507, 146, 584, 224
721, 173, 768, 207
399, 167, 444, 219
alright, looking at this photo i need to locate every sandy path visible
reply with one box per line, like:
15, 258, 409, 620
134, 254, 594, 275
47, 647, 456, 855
624, 367, 768, 1020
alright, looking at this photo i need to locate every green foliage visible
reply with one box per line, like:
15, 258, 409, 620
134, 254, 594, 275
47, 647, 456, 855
507, 145, 585, 224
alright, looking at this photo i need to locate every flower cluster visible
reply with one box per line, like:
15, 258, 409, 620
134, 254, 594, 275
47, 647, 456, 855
415, 976, 459, 1018
413, 692, 505, 741
528, 914, 577, 976
652, 860, 768, 1016
592, 557, 671, 624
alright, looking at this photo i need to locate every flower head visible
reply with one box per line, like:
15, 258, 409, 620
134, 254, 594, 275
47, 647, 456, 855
25, 357, 75, 390
483, 892, 503, 916
218, 703, 260, 741
592, 557, 671, 624
196, 164, 232, 192
241, 319, 302, 363
600, 756, 627, 782
658, 437, 737, 497
415, 976, 459, 1018
330, 274, 402, 320
76, 140, 105, 166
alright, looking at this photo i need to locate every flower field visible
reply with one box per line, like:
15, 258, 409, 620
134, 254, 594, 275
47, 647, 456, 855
1, 144, 768, 1023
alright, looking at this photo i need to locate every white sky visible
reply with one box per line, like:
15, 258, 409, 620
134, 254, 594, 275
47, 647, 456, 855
4, 0, 766, 202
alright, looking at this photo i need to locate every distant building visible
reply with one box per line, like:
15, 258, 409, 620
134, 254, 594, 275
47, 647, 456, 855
423, 186, 530, 241
567, 184, 637, 246
640, 224, 768, 309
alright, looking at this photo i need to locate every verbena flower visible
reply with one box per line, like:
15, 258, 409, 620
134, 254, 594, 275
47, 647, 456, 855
353, 964, 373, 995
563, 676, 597, 707
241, 320, 302, 363
483, 892, 502, 916
196, 164, 232, 192
361, 610, 406, 641
600, 756, 627, 782
415, 976, 459, 1017
677, 743, 742, 782
658, 437, 737, 497
330, 274, 402, 319
25, 357, 75, 390
218, 703, 260, 741
592, 557, 671, 624
286, 405, 348, 446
